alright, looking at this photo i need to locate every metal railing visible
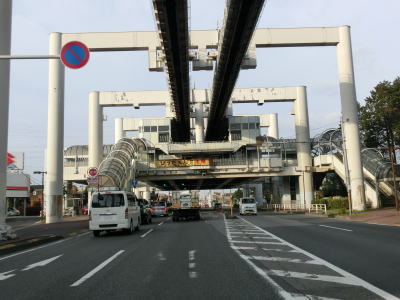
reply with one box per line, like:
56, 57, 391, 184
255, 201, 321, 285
266, 203, 327, 214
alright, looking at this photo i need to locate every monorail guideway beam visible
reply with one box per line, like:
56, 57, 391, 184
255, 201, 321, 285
206, 0, 265, 141
152, 0, 190, 142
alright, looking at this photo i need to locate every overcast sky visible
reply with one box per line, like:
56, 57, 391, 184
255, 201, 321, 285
7, 0, 400, 184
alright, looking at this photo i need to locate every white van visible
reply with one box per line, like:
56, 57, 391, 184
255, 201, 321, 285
89, 191, 141, 237
239, 197, 257, 215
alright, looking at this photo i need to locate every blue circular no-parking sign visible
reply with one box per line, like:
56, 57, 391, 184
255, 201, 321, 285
60, 41, 90, 69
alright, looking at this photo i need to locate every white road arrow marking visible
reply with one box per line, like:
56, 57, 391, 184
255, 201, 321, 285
0, 270, 16, 280
22, 254, 63, 271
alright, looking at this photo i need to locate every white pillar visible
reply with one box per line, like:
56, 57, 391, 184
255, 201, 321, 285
195, 102, 204, 143
115, 117, 124, 144
268, 113, 279, 139
45, 32, 65, 223
88, 91, 103, 168
0, 0, 12, 225
337, 26, 365, 211
294, 86, 313, 206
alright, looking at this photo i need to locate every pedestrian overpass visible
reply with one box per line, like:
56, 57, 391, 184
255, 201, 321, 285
64, 124, 399, 209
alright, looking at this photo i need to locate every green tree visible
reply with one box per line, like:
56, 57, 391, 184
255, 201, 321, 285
231, 188, 243, 200
321, 173, 347, 197
359, 77, 400, 160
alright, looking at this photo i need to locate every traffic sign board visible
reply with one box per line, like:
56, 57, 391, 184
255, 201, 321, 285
60, 41, 90, 69
87, 176, 99, 185
131, 178, 138, 186
87, 167, 98, 177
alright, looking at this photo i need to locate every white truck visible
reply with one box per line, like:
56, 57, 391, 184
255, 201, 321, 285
171, 191, 201, 221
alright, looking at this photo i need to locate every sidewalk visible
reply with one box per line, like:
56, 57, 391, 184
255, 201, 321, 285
0, 215, 89, 255
334, 208, 400, 226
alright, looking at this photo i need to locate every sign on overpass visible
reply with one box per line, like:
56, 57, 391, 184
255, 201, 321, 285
156, 159, 211, 168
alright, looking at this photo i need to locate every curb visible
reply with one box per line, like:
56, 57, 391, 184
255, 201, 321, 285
0, 235, 64, 256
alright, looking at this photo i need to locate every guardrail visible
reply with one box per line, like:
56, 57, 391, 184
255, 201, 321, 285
267, 203, 327, 214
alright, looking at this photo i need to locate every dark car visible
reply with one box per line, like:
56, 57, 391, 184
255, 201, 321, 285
138, 199, 152, 225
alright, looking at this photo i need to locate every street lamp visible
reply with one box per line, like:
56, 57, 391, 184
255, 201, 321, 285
33, 171, 47, 217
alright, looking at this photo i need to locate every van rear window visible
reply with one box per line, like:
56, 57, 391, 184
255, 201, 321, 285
92, 194, 125, 208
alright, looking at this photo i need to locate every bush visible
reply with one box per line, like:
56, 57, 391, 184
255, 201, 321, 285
312, 197, 348, 210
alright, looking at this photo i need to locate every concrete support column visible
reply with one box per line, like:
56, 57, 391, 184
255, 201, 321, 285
88, 91, 103, 168
144, 190, 151, 201
0, 0, 12, 225
268, 113, 279, 139
45, 32, 65, 223
294, 86, 313, 206
195, 102, 204, 143
337, 25, 365, 211
115, 117, 124, 144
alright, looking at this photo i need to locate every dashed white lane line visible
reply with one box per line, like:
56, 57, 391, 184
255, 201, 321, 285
188, 250, 198, 279
237, 217, 398, 300
319, 225, 353, 232
188, 262, 196, 269
140, 229, 154, 238
158, 221, 164, 226
157, 252, 166, 261
71, 250, 125, 287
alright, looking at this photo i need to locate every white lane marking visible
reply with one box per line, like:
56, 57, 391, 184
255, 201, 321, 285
157, 252, 166, 261
158, 221, 164, 226
319, 225, 353, 232
70, 250, 125, 287
231, 246, 257, 250
262, 248, 299, 253
188, 250, 198, 279
0, 232, 90, 262
240, 255, 320, 265
188, 263, 196, 269
239, 217, 399, 300
22, 254, 63, 271
0, 270, 16, 281
229, 240, 283, 245
229, 231, 266, 235
140, 229, 154, 238
267, 269, 351, 285
224, 219, 297, 300
188, 250, 196, 261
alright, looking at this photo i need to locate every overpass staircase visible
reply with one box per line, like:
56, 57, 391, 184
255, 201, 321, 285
312, 129, 398, 207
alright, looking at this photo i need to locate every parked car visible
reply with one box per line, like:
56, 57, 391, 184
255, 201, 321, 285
89, 191, 141, 237
80, 206, 88, 215
138, 199, 152, 225
151, 201, 169, 217
7, 207, 20, 216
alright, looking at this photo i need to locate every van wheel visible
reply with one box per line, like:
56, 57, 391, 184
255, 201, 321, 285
93, 230, 100, 237
126, 220, 134, 235
135, 218, 140, 231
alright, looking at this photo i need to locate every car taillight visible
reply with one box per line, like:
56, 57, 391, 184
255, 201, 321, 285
125, 207, 128, 219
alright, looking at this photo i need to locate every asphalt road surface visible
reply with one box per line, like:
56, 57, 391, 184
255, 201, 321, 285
1, 212, 399, 300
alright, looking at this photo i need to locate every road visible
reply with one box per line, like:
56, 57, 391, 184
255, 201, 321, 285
0, 212, 399, 299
